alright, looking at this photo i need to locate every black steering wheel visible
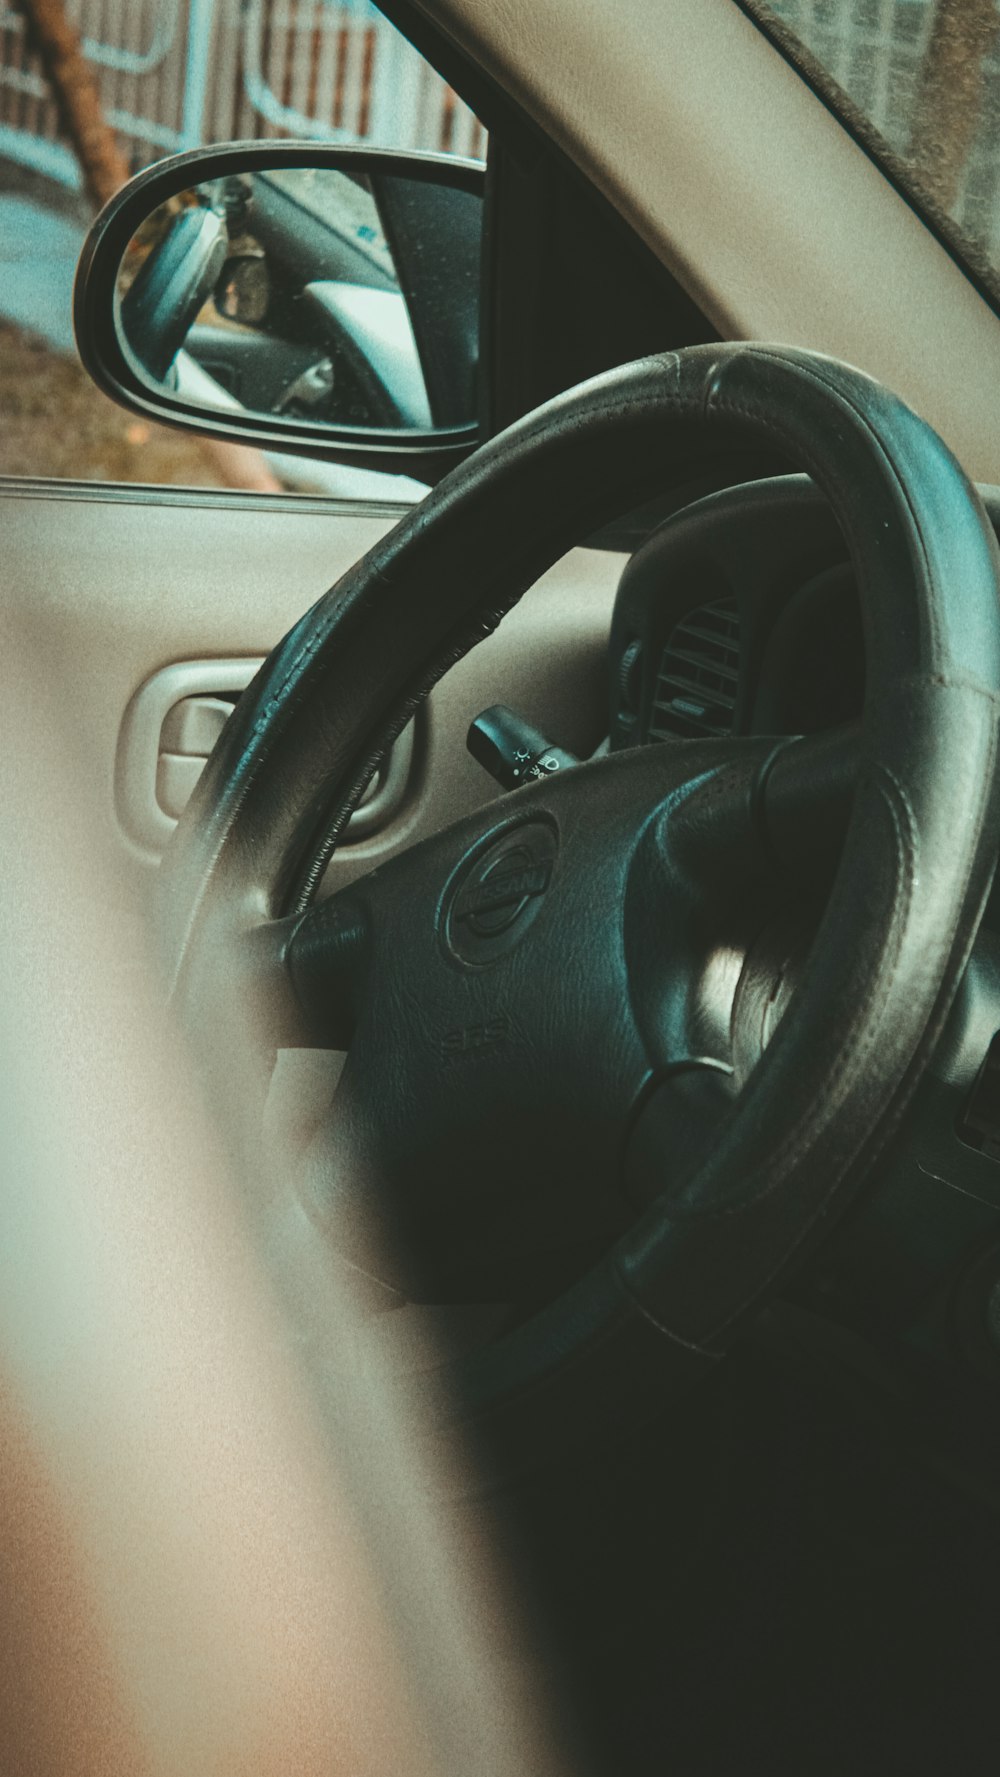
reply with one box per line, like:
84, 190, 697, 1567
159, 344, 1000, 1475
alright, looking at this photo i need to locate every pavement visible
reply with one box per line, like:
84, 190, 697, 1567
0, 193, 86, 356
0, 176, 228, 487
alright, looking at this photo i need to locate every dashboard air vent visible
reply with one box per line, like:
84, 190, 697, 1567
648, 601, 740, 740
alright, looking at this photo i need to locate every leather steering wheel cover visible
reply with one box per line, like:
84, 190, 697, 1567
162, 344, 1000, 1446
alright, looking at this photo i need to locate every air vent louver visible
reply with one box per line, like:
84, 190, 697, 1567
648, 601, 740, 740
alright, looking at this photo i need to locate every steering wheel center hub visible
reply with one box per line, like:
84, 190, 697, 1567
444, 818, 558, 963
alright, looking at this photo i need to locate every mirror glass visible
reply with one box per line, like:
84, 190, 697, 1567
115, 164, 481, 435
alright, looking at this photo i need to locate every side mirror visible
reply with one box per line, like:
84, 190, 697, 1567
74, 143, 484, 481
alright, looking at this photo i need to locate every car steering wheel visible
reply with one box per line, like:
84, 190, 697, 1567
159, 343, 1000, 1476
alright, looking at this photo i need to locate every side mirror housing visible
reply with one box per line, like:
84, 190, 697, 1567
74, 142, 484, 482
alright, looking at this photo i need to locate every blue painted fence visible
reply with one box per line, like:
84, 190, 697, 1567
0, 0, 484, 193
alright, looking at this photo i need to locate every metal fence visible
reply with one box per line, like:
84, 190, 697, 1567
0, 0, 485, 193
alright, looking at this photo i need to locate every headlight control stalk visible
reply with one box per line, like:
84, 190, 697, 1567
466, 704, 579, 791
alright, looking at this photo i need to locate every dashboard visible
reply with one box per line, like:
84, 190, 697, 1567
608, 475, 867, 753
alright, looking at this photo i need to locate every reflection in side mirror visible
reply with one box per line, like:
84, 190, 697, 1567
108, 155, 482, 442
216, 253, 271, 327
122, 205, 228, 384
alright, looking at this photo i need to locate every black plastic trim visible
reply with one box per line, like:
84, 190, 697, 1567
369, 1, 719, 440
370, 0, 537, 150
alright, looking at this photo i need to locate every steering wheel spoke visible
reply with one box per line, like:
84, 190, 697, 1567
761, 723, 860, 886
623, 1060, 739, 1211
286, 884, 370, 1049
620, 726, 859, 1206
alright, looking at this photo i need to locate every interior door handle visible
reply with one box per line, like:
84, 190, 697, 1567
156, 695, 238, 820
160, 694, 235, 757
117, 659, 413, 856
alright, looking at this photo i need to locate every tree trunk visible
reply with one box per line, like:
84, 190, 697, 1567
908, 0, 1000, 213
18, 0, 130, 209
18, 0, 282, 493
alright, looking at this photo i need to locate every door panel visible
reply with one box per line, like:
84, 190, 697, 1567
1, 480, 622, 914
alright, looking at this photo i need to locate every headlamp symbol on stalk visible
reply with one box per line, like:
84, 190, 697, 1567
467, 705, 579, 790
